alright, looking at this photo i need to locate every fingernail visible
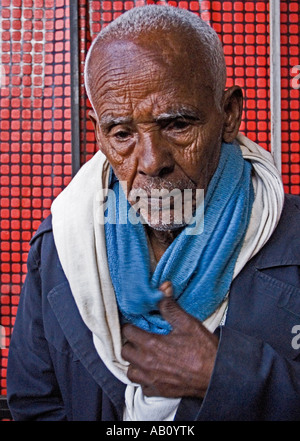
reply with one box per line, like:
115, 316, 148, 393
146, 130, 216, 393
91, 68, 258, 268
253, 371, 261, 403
160, 281, 173, 298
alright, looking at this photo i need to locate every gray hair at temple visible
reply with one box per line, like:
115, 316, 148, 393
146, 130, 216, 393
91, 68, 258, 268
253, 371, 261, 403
84, 5, 227, 110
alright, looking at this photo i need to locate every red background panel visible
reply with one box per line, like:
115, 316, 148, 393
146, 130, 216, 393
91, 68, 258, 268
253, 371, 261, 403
1, 0, 72, 399
0, 0, 299, 401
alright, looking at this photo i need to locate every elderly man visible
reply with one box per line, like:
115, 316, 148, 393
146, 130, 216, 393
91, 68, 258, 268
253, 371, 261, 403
7, 6, 300, 421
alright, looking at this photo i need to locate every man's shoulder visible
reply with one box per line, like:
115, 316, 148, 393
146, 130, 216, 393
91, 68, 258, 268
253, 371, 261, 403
282, 192, 300, 214
29, 214, 53, 246
255, 193, 300, 268
274, 193, 300, 239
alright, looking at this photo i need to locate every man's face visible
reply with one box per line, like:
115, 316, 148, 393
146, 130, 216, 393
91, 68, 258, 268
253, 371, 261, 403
90, 37, 225, 230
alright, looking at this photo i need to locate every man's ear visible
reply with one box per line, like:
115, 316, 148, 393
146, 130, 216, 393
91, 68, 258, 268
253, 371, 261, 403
222, 86, 243, 143
88, 110, 102, 148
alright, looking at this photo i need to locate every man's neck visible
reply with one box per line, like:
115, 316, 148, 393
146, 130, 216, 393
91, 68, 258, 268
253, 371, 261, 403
145, 225, 183, 262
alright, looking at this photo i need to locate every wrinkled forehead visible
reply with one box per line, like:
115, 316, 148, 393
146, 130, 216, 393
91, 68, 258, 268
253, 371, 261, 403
87, 37, 214, 117
90, 27, 206, 70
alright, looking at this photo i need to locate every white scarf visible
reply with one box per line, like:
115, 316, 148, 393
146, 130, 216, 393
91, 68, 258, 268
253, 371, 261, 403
51, 134, 284, 420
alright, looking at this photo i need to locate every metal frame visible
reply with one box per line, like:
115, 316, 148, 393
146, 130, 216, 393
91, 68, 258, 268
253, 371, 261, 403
70, 0, 81, 177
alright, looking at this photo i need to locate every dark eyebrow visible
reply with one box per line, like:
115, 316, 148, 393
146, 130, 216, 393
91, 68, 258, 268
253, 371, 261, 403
99, 115, 133, 131
155, 108, 204, 124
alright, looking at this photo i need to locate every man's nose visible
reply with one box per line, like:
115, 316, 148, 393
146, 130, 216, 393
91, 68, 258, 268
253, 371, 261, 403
137, 132, 174, 178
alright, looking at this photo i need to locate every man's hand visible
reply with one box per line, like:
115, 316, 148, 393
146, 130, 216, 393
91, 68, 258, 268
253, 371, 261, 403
121, 281, 219, 398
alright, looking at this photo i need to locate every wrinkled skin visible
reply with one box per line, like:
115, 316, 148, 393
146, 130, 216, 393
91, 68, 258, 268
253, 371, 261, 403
88, 30, 243, 398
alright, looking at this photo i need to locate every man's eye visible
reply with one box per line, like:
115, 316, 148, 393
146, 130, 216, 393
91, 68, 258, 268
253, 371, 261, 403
168, 120, 190, 131
114, 130, 132, 140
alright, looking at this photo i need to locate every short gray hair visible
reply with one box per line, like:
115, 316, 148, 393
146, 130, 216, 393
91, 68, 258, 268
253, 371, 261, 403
84, 5, 227, 110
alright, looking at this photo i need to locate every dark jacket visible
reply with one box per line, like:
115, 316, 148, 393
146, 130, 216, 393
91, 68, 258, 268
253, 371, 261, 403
7, 194, 300, 421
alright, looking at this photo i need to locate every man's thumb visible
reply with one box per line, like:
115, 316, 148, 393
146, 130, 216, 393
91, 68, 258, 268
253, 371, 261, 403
158, 281, 189, 330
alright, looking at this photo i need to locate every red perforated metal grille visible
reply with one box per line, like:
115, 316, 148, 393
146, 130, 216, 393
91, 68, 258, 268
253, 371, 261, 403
0, 0, 299, 401
0, 0, 72, 398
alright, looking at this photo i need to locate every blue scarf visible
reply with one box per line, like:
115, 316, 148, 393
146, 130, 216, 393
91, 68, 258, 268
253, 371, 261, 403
104, 142, 254, 334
